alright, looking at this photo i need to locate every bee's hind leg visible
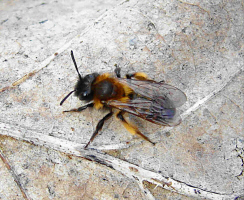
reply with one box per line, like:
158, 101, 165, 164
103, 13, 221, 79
63, 103, 94, 113
114, 64, 149, 81
126, 72, 149, 81
116, 111, 155, 145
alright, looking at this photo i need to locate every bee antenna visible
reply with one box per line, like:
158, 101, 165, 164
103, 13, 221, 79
71, 50, 82, 80
60, 90, 76, 105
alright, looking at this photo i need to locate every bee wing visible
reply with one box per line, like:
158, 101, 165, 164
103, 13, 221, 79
107, 98, 182, 126
118, 78, 187, 108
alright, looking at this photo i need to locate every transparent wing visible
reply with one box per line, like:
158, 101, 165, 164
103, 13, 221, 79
106, 98, 182, 126
118, 78, 187, 108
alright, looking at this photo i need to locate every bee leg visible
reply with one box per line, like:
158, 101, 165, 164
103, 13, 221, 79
114, 64, 121, 78
63, 103, 94, 113
116, 111, 155, 145
126, 72, 149, 80
84, 111, 113, 149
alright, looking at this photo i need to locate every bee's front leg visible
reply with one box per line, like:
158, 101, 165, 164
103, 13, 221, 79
63, 103, 94, 113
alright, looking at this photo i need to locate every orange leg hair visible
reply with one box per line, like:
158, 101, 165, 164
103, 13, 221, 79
126, 72, 149, 80
116, 111, 155, 145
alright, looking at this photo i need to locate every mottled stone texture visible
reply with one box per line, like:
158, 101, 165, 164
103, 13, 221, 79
0, 0, 243, 199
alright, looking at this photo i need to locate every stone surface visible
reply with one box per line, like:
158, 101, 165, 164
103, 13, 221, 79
0, 0, 243, 199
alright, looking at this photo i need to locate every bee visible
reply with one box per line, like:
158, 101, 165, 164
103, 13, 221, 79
60, 51, 187, 149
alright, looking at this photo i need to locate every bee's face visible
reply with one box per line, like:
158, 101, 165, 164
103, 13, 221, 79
74, 73, 98, 101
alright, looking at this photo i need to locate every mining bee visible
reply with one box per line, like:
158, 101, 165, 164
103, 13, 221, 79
60, 51, 187, 149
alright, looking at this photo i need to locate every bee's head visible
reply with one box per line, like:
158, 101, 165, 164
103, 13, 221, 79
60, 51, 98, 105
74, 73, 98, 101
